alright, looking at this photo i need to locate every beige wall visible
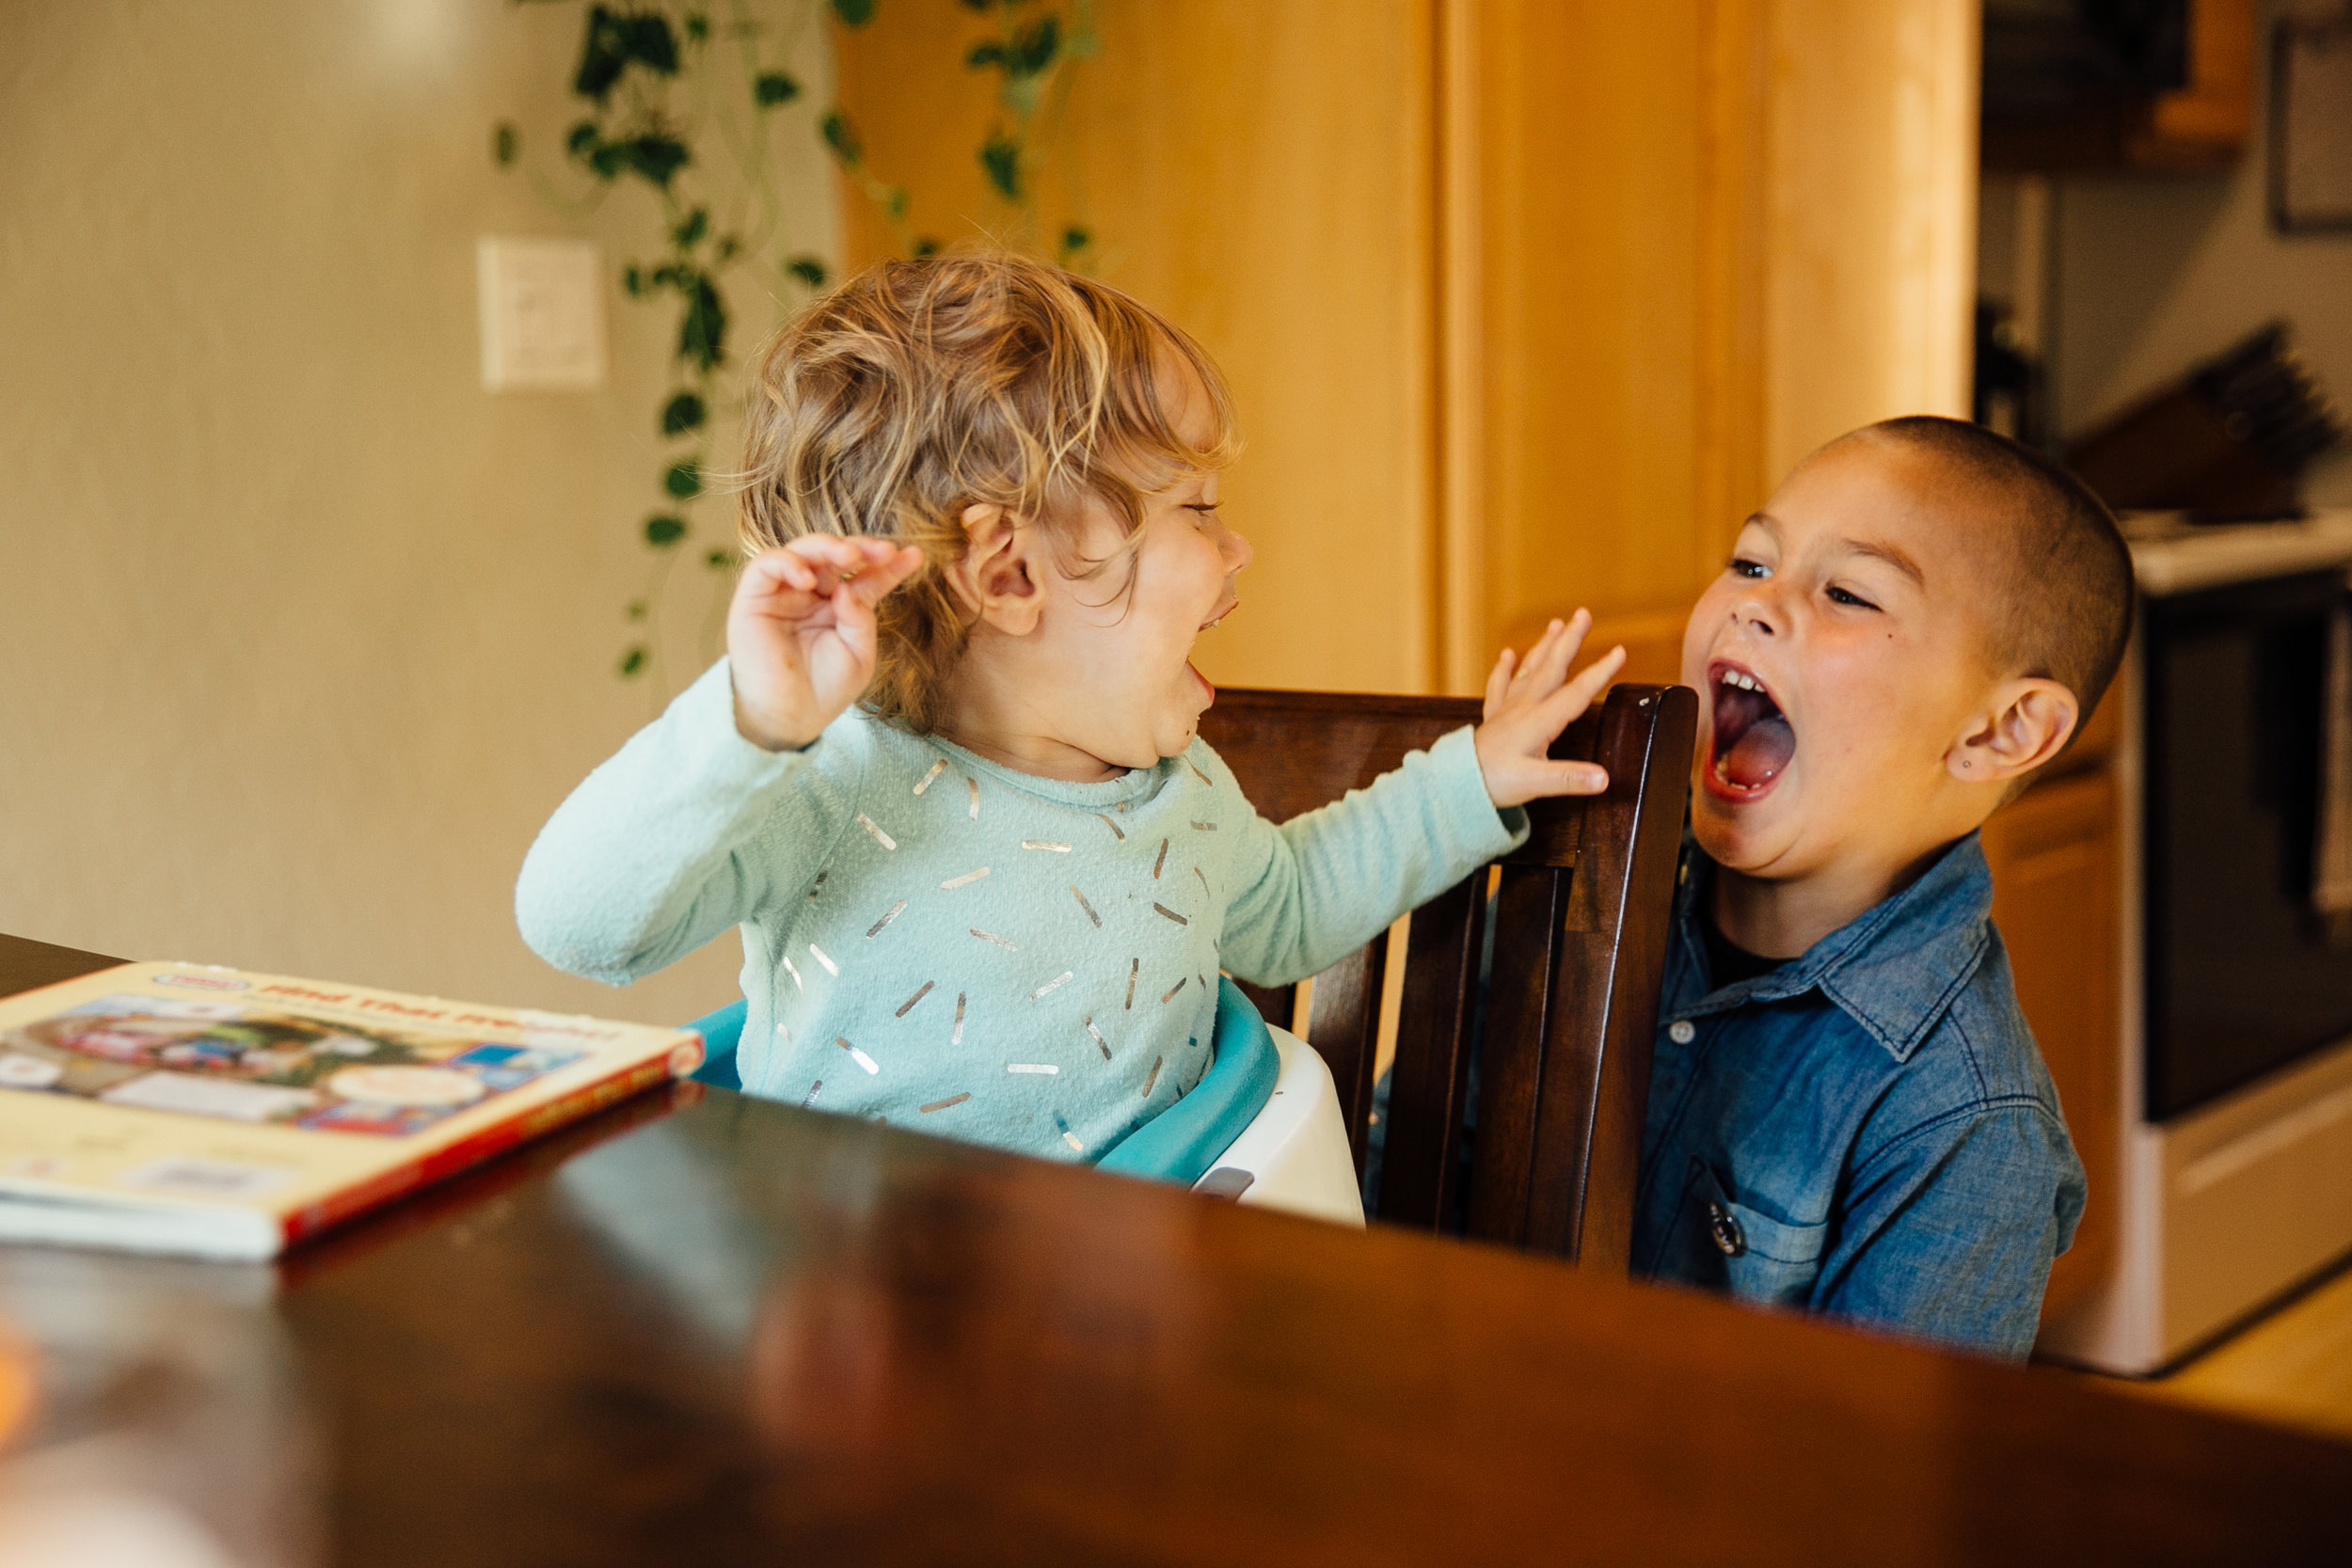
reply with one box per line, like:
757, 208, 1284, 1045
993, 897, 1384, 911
0, 0, 837, 1023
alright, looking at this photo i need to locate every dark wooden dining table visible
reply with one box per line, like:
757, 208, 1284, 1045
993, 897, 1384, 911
2, 931, 2347, 1566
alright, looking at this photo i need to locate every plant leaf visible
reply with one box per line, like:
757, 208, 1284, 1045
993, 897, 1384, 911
565, 119, 600, 156
912, 236, 942, 258
679, 275, 726, 371
673, 207, 709, 249
624, 132, 691, 187
707, 549, 735, 569
831, 0, 876, 25
685, 12, 709, 42
663, 459, 704, 500
574, 6, 628, 102
493, 122, 519, 166
1013, 15, 1060, 76
979, 135, 1021, 200
785, 255, 829, 288
615, 11, 679, 74
627, 599, 649, 621
965, 42, 1005, 70
620, 644, 649, 677
755, 71, 801, 106
645, 513, 688, 545
820, 111, 862, 166
660, 391, 707, 436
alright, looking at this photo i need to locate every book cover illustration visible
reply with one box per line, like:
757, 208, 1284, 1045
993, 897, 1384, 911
0, 965, 701, 1256
0, 987, 586, 1138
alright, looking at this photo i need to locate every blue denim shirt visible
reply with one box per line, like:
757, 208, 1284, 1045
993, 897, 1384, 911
1630, 833, 2086, 1360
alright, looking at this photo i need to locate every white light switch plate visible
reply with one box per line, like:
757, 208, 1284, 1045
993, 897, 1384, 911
477, 237, 607, 392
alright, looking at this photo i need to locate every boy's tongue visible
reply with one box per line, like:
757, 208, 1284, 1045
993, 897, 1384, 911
1723, 712, 1794, 788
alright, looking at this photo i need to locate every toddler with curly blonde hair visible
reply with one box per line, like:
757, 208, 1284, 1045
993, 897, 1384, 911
519, 250, 1621, 1162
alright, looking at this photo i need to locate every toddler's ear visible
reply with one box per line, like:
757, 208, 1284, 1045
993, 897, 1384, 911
1948, 677, 2078, 785
945, 502, 1043, 634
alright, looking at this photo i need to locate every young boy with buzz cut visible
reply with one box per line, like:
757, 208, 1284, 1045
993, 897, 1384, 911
1634, 414, 2133, 1360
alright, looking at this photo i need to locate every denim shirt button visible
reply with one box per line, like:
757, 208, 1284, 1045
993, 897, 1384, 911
1668, 1019, 1696, 1045
1707, 1201, 1746, 1257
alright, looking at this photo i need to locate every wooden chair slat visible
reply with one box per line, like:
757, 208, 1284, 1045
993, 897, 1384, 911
1301, 929, 1390, 1176
1460, 863, 1565, 1246
1199, 682, 1695, 1270
1522, 685, 1699, 1265
1375, 872, 1487, 1229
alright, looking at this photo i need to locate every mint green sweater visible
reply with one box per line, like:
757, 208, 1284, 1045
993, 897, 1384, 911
516, 659, 1525, 1163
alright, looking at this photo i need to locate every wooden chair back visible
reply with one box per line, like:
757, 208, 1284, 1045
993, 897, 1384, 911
1198, 683, 1696, 1271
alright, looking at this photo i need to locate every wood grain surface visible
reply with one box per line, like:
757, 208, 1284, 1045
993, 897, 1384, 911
2, 933, 2347, 1566
0, 932, 124, 1000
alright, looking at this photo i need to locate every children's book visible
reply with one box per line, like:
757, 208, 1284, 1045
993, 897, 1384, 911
0, 962, 704, 1260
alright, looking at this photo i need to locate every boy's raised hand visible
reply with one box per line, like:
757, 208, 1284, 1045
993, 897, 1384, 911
728, 535, 926, 752
1471, 610, 1628, 808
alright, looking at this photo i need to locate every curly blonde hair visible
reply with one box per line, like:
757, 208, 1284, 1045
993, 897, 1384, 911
737, 250, 1242, 734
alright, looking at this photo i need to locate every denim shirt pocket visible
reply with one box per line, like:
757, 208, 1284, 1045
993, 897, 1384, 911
1679, 1158, 1830, 1307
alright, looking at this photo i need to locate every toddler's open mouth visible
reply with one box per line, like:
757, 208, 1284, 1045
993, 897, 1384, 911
1184, 598, 1237, 706
1706, 660, 1795, 800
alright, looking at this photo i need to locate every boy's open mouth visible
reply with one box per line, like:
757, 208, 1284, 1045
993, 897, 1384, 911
1707, 660, 1795, 799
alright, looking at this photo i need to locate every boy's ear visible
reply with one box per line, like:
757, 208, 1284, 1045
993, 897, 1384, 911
1947, 677, 2079, 787
944, 502, 1043, 636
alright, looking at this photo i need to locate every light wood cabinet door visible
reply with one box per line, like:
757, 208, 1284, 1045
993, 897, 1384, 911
1980, 768, 2122, 1323
834, 1, 1981, 696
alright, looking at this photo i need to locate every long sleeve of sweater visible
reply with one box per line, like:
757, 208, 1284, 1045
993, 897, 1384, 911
1210, 726, 1527, 988
516, 659, 857, 985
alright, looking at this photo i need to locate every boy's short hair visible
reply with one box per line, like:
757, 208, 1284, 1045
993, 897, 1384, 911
1861, 415, 2136, 724
739, 250, 1240, 733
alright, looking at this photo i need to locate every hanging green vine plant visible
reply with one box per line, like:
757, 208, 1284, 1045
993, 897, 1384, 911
961, 0, 1099, 268
494, 0, 1094, 689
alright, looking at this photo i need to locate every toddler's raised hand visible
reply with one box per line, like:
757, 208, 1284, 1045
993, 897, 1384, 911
1471, 610, 1628, 808
727, 535, 925, 752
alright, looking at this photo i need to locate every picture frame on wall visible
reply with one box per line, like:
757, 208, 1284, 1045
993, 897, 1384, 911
2272, 18, 2352, 233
